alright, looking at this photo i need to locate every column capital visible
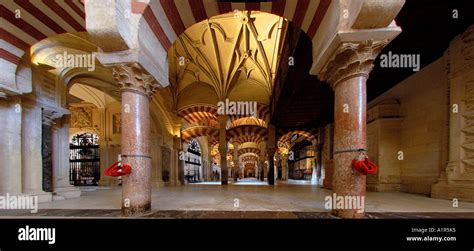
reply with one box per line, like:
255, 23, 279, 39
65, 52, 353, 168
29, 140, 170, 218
112, 62, 160, 97
320, 39, 388, 88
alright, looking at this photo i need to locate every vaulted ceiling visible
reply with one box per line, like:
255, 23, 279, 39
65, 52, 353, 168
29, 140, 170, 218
162, 10, 291, 152
165, 11, 288, 109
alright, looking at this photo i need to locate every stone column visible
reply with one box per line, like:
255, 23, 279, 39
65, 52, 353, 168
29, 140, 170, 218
98, 107, 115, 187
281, 154, 288, 181
112, 63, 159, 216
208, 142, 213, 181
48, 112, 82, 200
233, 142, 240, 180
320, 40, 386, 218
267, 148, 276, 185
174, 136, 185, 185
267, 125, 276, 185
0, 97, 22, 195
218, 115, 228, 185
22, 104, 52, 202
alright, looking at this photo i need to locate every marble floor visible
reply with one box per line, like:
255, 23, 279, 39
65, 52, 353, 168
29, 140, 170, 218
1, 178, 474, 218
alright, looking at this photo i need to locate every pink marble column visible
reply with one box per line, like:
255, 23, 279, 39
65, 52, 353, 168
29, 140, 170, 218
333, 75, 368, 218
320, 41, 386, 218
112, 63, 159, 216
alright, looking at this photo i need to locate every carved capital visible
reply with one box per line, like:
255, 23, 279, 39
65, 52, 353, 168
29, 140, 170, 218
320, 40, 387, 88
112, 63, 160, 97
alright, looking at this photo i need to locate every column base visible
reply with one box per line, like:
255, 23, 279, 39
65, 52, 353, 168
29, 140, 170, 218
53, 186, 81, 200
26, 191, 53, 203
122, 202, 151, 217
318, 178, 325, 187
367, 183, 401, 192
152, 181, 166, 188
331, 209, 365, 219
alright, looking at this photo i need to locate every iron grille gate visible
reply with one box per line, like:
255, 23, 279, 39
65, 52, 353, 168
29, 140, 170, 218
69, 133, 100, 186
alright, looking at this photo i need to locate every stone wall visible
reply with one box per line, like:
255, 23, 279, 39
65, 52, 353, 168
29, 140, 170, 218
369, 57, 448, 195
432, 25, 474, 202
367, 100, 402, 192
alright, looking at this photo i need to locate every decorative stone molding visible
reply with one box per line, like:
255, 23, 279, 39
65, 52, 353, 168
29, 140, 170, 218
350, 0, 405, 29
432, 25, 474, 202
461, 25, 474, 61
319, 40, 387, 87
42, 109, 63, 125
112, 63, 160, 98
367, 99, 400, 123
70, 106, 93, 128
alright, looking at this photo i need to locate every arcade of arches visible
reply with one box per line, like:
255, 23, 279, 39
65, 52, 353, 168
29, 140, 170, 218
1, 0, 474, 219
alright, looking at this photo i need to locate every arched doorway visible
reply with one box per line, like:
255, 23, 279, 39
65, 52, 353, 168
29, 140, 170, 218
288, 139, 314, 181
184, 138, 203, 183
69, 132, 100, 186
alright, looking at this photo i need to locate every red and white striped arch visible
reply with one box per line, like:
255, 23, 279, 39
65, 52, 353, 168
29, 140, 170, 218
277, 128, 318, 149
141, 0, 332, 52
1, 0, 333, 89
176, 104, 218, 126
238, 147, 261, 157
226, 103, 270, 129
233, 135, 265, 145
181, 125, 219, 143
138, 0, 333, 86
226, 125, 268, 142
1, 0, 85, 65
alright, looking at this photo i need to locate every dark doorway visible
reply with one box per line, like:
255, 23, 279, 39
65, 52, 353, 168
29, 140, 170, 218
41, 121, 53, 192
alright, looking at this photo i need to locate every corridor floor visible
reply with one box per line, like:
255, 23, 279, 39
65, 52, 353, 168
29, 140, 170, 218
1, 179, 474, 218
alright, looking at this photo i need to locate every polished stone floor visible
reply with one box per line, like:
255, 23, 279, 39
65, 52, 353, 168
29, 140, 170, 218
2, 178, 474, 218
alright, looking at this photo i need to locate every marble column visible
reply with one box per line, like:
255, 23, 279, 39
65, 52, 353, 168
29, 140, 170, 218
218, 115, 228, 185
320, 40, 386, 218
22, 104, 52, 202
112, 63, 160, 216
259, 160, 264, 181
